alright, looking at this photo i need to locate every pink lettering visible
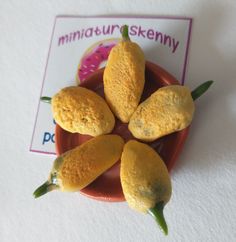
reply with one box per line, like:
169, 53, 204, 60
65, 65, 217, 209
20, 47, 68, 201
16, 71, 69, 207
155, 31, 163, 43
130, 25, 137, 36
111, 25, 120, 35
85, 28, 93, 38
172, 39, 179, 53
73, 31, 80, 41
164, 35, 171, 47
138, 26, 146, 38
103, 25, 111, 35
58, 35, 68, 46
147, 29, 154, 40
57, 24, 180, 54
81, 29, 85, 38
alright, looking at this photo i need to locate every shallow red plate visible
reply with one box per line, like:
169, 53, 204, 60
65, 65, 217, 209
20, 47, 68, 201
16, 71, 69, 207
55, 61, 189, 202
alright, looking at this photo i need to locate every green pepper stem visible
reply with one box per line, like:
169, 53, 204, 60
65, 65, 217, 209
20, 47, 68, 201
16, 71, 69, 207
122, 25, 130, 41
40, 96, 52, 104
33, 181, 58, 198
148, 201, 168, 235
191, 80, 213, 101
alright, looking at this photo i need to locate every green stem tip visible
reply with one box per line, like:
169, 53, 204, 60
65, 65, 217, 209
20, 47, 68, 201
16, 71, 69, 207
40, 96, 52, 104
148, 202, 168, 235
33, 181, 58, 199
122, 25, 130, 41
191, 80, 214, 101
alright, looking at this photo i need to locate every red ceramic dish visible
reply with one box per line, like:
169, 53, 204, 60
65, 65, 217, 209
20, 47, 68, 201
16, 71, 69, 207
55, 61, 189, 202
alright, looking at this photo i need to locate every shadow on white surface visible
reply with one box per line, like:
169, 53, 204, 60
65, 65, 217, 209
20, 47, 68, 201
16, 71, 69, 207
172, 2, 236, 175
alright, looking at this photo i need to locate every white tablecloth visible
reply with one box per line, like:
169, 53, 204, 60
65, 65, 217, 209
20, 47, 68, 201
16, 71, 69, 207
0, 1, 235, 241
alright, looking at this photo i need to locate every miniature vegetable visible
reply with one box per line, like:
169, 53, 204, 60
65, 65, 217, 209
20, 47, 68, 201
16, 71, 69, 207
120, 140, 171, 235
34, 135, 124, 198
51, 86, 115, 136
103, 25, 145, 123
129, 81, 213, 142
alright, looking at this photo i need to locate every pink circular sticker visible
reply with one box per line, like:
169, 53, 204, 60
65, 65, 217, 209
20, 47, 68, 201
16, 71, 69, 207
77, 39, 120, 84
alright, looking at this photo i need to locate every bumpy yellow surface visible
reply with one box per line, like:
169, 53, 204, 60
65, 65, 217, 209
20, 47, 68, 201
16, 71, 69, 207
52, 86, 115, 136
120, 140, 171, 213
54, 135, 124, 191
128, 85, 195, 142
103, 40, 145, 123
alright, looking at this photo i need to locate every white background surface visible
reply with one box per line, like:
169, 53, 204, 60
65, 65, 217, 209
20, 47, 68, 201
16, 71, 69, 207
0, 1, 236, 241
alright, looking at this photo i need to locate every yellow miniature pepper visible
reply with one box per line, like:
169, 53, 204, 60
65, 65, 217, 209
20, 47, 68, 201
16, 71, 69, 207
33, 135, 124, 197
120, 140, 171, 235
51, 86, 115, 136
103, 25, 145, 123
129, 81, 213, 142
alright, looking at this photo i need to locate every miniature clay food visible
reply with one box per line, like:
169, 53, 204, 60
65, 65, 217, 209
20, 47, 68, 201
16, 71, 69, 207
120, 140, 171, 235
103, 25, 145, 123
52, 86, 115, 136
129, 85, 195, 142
33, 135, 124, 197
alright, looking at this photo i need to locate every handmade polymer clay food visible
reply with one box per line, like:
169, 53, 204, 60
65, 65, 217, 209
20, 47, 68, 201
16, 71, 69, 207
103, 25, 145, 123
51, 86, 115, 136
120, 140, 171, 235
33, 135, 124, 197
129, 82, 213, 142
36, 23, 214, 236
129, 85, 194, 142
